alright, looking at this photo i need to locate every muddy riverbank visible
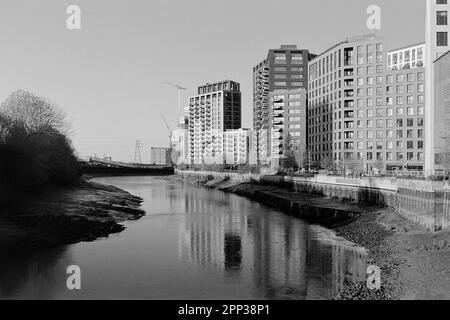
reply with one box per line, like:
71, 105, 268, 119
183, 175, 450, 300
0, 180, 145, 260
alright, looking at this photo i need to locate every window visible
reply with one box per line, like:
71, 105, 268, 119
377, 76, 383, 85
289, 101, 301, 107
387, 108, 393, 116
291, 53, 304, 64
291, 82, 304, 87
418, 95, 425, 104
437, 11, 448, 25
418, 84, 424, 92
274, 53, 287, 64
418, 72, 424, 81
407, 96, 414, 105
437, 0, 447, 4
437, 32, 448, 46
289, 94, 301, 99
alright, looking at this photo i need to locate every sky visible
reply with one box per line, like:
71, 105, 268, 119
0, 0, 425, 162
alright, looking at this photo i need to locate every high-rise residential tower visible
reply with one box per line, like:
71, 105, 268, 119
253, 45, 314, 165
269, 89, 307, 170
188, 80, 241, 165
425, 0, 450, 174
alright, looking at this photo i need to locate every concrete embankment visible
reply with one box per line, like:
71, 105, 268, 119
177, 170, 450, 231
178, 171, 362, 228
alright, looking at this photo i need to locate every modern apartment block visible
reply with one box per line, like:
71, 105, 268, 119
188, 80, 241, 165
425, 0, 450, 173
308, 34, 426, 172
434, 50, 450, 171
253, 45, 314, 165
223, 129, 254, 165
387, 43, 425, 70
269, 89, 307, 169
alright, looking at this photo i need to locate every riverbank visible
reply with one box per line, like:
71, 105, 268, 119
0, 180, 145, 260
183, 175, 450, 300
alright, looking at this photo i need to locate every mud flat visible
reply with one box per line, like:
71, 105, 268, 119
0, 180, 145, 260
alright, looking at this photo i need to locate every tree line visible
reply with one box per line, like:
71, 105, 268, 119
0, 90, 80, 189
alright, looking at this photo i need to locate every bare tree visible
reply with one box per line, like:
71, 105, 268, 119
0, 90, 69, 135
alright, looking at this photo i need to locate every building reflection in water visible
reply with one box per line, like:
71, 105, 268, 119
177, 184, 368, 299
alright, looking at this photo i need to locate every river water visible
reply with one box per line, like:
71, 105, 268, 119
0, 176, 368, 300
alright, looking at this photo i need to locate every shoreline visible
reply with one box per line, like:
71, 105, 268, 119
182, 175, 450, 300
0, 179, 145, 261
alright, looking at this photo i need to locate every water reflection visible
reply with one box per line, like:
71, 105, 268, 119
0, 177, 368, 300
177, 183, 367, 299
0, 247, 70, 300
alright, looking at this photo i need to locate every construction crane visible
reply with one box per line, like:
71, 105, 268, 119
160, 113, 173, 149
164, 82, 186, 117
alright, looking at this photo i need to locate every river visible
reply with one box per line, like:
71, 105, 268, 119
0, 176, 368, 300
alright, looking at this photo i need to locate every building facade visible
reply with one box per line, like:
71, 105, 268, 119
387, 43, 425, 70
253, 45, 313, 165
434, 50, 450, 171
223, 129, 254, 165
188, 80, 241, 165
308, 34, 426, 172
269, 89, 307, 170
150, 147, 172, 166
425, 0, 450, 174
171, 107, 190, 166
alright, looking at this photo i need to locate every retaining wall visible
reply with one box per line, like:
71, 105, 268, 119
177, 170, 450, 231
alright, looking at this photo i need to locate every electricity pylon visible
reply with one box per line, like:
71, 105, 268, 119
134, 139, 143, 165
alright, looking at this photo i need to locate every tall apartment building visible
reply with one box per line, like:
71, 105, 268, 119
253, 45, 314, 165
308, 34, 426, 172
425, 0, 450, 174
387, 43, 425, 70
434, 50, 450, 171
223, 129, 254, 165
188, 80, 241, 165
269, 89, 307, 170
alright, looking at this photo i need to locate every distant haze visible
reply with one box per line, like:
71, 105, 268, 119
0, 0, 425, 162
